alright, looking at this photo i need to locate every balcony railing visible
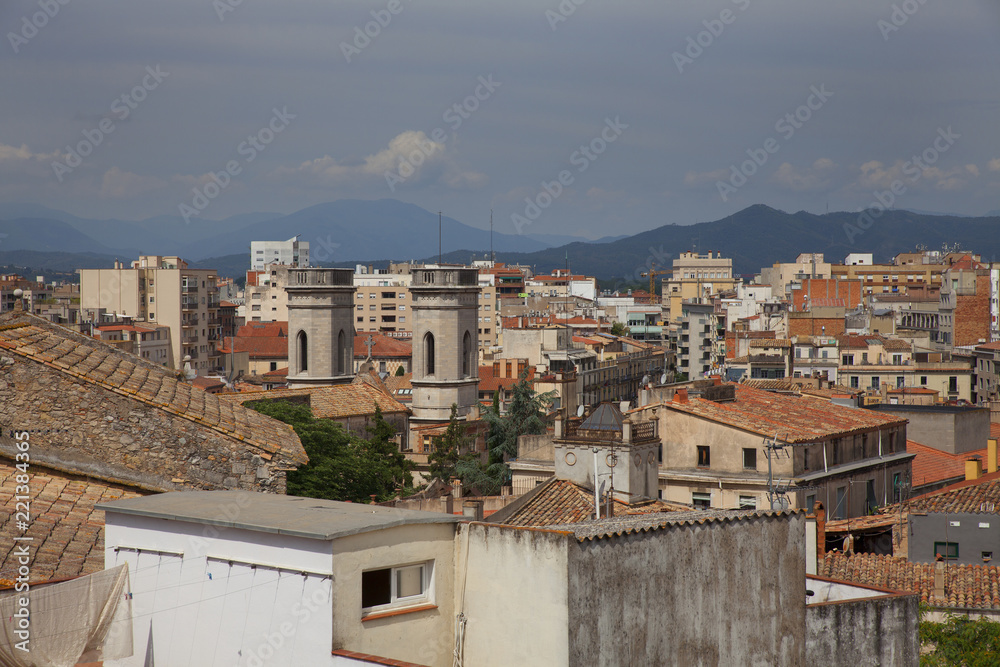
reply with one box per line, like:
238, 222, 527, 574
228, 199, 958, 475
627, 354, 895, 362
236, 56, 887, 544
182, 284, 199, 293
181, 298, 198, 310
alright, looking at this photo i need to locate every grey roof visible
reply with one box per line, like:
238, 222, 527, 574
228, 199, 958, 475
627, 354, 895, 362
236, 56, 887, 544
549, 508, 800, 541
97, 491, 462, 541
580, 402, 624, 432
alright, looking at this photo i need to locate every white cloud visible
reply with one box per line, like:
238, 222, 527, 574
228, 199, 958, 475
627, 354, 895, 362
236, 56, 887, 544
100, 167, 167, 198
854, 159, 980, 192
683, 168, 729, 188
771, 158, 837, 192
988, 158, 1000, 172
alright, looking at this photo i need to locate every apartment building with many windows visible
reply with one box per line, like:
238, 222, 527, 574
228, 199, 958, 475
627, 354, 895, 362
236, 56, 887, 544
81, 256, 221, 375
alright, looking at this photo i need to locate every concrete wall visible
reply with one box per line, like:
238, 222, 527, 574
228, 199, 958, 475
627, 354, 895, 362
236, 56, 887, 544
909, 512, 999, 565
566, 512, 806, 666
805, 593, 919, 666
871, 405, 989, 455
330, 523, 457, 667
458, 523, 571, 666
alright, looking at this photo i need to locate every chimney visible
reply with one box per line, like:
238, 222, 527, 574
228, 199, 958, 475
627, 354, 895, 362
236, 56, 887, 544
933, 559, 945, 601
965, 458, 982, 482
673, 388, 688, 404
462, 500, 484, 522
989, 438, 998, 474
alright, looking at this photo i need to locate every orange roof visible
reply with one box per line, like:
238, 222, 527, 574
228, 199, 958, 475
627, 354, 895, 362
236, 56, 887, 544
230, 335, 288, 359
664, 383, 906, 443
905, 469, 1000, 514
494, 478, 688, 527
95, 324, 158, 333
478, 364, 535, 393
190, 376, 225, 391
0, 461, 144, 583
908, 440, 986, 489
820, 551, 1000, 609
353, 332, 412, 358
236, 321, 288, 337
992, 423, 1000, 439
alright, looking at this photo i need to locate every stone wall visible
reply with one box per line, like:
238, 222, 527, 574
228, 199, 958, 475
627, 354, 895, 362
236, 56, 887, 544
806, 593, 919, 666
0, 354, 294, 493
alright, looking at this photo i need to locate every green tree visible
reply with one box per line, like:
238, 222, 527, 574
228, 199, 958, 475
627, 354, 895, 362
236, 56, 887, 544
610, 321, 629, 336
427, 404, 474, 484
249, 399, 413, 503
920, 608, 1000, 666
462, 373, 553, 494
395, 365, 406, 377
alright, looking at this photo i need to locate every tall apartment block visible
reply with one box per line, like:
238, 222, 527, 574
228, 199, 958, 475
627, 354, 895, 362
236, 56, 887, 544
250, 236, 309, 271
80, 256, 221, 375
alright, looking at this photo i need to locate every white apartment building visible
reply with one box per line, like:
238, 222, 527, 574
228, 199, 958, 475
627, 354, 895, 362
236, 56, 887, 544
80, 256, 221, 375
250, 236, 309, 271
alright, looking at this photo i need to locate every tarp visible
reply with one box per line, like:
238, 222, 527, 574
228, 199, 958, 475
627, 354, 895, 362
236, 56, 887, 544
0, 564, 133, 667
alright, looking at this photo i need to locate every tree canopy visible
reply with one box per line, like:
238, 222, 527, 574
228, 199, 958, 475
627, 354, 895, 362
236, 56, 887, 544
920, 610, 1000, 666
250, 399, 414, 503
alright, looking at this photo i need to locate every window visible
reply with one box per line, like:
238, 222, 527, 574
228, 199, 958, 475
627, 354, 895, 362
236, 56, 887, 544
462, 331, 472, 377
696, 446, 710, 467
896, 376, 905, 388
984, 552, 993, 562
871, 376, 880, 389
834, 486, 847, 520
337, 330, 347, 375
842, 355, 853, 366
920, 376, 928, 385
806, 494, 816, 511
361, 562, 432, 612
297, 330, 308, 373
949, 376, 958, 393
892, 473, 901, 503
370, 304, 376, 311
425, 332, 435, 375
399, 317, 406, 324
692, 492, 711, 509
934, 542, 959, 560
892, 354, 902, 365
742, 448, 756, 470
738, 495, 757, 510
850, 376, 859, 388
269, 362, 277, 372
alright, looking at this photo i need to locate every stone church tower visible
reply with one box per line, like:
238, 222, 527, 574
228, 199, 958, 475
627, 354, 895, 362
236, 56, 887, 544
410, 267, 480, 427
284, 268, 356, 388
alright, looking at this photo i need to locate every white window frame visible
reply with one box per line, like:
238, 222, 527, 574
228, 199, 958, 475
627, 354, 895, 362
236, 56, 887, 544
361, 561, 434, 615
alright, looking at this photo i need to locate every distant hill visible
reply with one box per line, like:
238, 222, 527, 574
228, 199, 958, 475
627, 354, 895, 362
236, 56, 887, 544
425, 205, 1000, 280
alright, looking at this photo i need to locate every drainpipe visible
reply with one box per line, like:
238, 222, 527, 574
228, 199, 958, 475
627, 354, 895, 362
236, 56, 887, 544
593, 448, 601, 519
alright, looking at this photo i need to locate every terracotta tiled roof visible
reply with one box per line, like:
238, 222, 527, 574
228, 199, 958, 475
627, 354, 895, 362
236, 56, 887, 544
799, 385, 863, 400
991, 423, 1000, 440
262, 366, 288, 380
190, 376, 225, 392
0, 461, 143, 583
219, 383, 409, 418
741, 379, 799, 391
353, 333, 412, 359
820, 552, 1000, 609
231, 335, 288, 359
882, 338, 913, 352
665, 383, 905, 443
95, 325, 157, 334
887, 387, 937, 394
236, 321, 288, 337
837, 334, 883, 349
908, 440, 986, 489
497, 478, 688, 527
0, 313, 305, 463
477, 364, 535, 394
905, 470, 1000, 514
553, 508, 797, 542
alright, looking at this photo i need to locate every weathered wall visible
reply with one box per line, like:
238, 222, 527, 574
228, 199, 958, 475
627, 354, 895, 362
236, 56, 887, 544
909, 512, 999, 565
566, 513, 806, 666
873, 405, 988, 455
458, 523, 571, 667
331, 523, 458, 667
805, 595, 919, 666
0, 355, 293, 493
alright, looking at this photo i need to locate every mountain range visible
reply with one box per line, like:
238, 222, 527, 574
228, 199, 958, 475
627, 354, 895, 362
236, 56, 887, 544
1, 200, 998, 282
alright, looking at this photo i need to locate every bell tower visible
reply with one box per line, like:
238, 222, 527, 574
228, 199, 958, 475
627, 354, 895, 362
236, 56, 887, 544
410, 267, 479, 426
284, 268, 356, 388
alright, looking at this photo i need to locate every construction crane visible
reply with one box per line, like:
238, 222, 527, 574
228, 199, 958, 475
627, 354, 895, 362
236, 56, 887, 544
640, 268, 671, 303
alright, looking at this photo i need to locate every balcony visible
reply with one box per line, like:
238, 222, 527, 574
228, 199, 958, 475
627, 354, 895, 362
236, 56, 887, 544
182, 284, 199, 293
181, 298, 198, 310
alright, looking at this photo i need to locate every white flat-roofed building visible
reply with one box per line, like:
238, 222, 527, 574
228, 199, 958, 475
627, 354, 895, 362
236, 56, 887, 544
251, 236, 309, 271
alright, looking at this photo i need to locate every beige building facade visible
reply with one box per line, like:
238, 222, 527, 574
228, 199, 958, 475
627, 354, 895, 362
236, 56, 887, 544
664, 251, 737, 320
80, 255, 221, 375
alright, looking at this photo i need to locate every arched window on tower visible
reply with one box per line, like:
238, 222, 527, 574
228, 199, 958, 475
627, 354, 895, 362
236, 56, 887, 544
462, 331, 472, 377
425, 332, 435, 376
337, 329, 346, 375
297, 330, 308, 373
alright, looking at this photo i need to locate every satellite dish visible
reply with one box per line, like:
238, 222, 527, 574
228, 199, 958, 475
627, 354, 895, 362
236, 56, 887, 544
576, 404, 585, 417
660, 373, 668, 385
619, 401, 630, 413
641, 375, 650, 386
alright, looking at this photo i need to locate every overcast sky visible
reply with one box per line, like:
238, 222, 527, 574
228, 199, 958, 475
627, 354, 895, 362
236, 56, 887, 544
1, 0, 998, 237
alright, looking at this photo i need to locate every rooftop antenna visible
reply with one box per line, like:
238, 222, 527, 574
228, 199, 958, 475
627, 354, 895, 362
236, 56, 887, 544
490, 209, 494, 262
439, 211, 442, 265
